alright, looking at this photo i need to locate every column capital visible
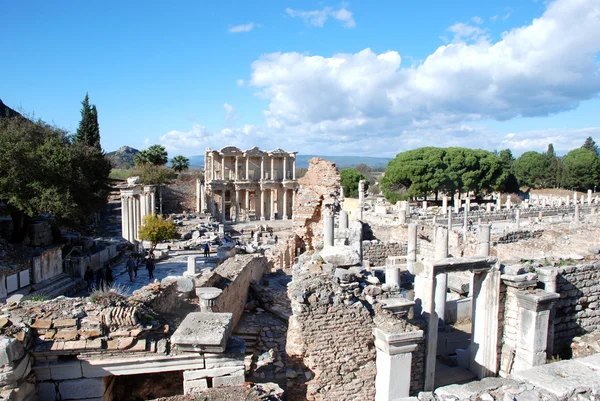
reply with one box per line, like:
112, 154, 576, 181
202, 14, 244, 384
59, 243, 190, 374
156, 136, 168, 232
515, 289, 559, 312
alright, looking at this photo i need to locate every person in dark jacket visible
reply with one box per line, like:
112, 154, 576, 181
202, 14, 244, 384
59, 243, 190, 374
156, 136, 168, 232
146, 257, 155, 280
95, 268, 105, 290
84, 266, 94, 291
105, 265, 114, 287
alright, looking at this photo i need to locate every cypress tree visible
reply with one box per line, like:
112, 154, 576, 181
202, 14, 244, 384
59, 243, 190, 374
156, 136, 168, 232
75, 93, 101, 149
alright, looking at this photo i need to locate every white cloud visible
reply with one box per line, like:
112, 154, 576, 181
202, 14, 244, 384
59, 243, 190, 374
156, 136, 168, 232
285, 6, 356, 28
158, 0, 600, 157
472, 16, 483, 24
229, 22, 257, 33
224, 103, 239, 126
236, 79, 245, 87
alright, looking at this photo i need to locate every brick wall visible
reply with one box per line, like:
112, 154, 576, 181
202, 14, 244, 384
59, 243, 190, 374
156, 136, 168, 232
362, 241, 404, 267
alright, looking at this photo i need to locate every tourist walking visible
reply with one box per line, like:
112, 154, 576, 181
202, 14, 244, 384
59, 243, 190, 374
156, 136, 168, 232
95, 268, 105, 290
126, 255, 136, 282
84, 266, 94, 291
146, 257, 155, 280
203, 242, 210, 258
105, 265, 114, 287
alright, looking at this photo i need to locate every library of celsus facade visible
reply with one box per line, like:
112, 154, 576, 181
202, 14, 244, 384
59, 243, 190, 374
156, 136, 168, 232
202, 146, 298, 222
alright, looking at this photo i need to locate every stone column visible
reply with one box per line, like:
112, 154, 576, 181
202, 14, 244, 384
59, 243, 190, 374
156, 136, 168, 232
447, 206, 453, 231
270, 188, 276, 220
292, 157, 296, 180
282, 189, 288, 220
121, 195, 129, 241
506, 196, 512, 209
373, 328, 424, 401
358, 180, 365, 205
515, 209, 520, 228
235, 189, 239, 222
340, 210, 349, 229
195, 179, 202, 213
422, 200, 428, 210
398, 207, 406, 224
465, 198, 471, 212
200, 182, 205, 213
486, 202, 492, 213
234, 156, 239, 180
246, 157, 251, 180
260, 189, 265, 221
463, 208, 468, 238
245, 189, 251, 221
407, 224, 417, 274
128, 196, 135, 242
512, 290, 560, 372
477, 224, 491, 257
573, 191, 577, 204
324, 209, 334, 247
261, 156, 264, 180
588, 189, 593, 204
283, 156, 287, 180
210, 189, 215, 218
470, 268, 501, 379
442, 196, 448, 214
575, 203, 580, 223
187, 256, 197, 275
210, 153, 214, 180
220, 189, 225, 223
150, 190, 156, 215
221, 155, 225, 180
434, 227, 448, 326
135, 195, 142, 240
496, 194, 502, 210
537, 267, 558, 357
270, 157, 274, 180
292, 189, 296, 219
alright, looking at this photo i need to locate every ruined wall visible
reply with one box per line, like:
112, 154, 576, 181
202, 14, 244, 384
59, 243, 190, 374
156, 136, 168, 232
199, 255, 268, 328
292, 158, 341, 250
32, 245, 63, 284
552, 263, 600, 356
163, 179, 197, 214
498, 284, 519, 375
265, 235, 302, 272
286, 273, 376, 401
362, 241, 404, 267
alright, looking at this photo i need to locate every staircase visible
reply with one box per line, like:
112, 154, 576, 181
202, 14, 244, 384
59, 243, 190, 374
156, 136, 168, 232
29, 273, 87, 299
232, 326, 261, 374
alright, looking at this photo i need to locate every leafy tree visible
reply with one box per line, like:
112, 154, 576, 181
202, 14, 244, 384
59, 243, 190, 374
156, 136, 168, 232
340, 168, 367, 198
513, 151, 549, 189
138, 214, 178, 252
582, 137, 598, 155
74, 93, 101, 150
546, 143, 561, 188
493, 149, 519, 193
134, 150, 150, 166
562, 148, 600, 191
133, 165, 177, 185
171, 155, 190, 172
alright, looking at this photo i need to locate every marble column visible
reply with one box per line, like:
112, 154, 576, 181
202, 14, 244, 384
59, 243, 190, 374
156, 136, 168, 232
573, 192, 577, 204
463, 208, 468, 238
200, 182, 205, 213
235, 156, 239, 180
121, 195, 129, 241
221, 155, 225, 180
324, 210, 334, 247
195, 179, 202, 213
588, 189, 593, 204
246, 157, 250, 180
486, 202, 492, 213
575, 203, 580, 223
210, 189, 215, 218
270, 157, 274, 180
359, 180, 366, 204
150, 190, 156, 215
442, 196, 448, 214
220, 189, 225, 223
292, 190, 296, 219
407, 223, 417, 274
283, 189, 288, 220
465, 198, 471, 212
434, 227, 448, 326
283, 156, 287, 180
260, 189, 265, 221
245, 189, 251, 221
292, 158, 296, 180
515, 209, 520, 228
261, 157, 264, 180
477, 224, 491, 257
422, 200, 428, 210
270, 188, 276, 220
128, 197, 135, 242
340, 210, 349, 229
235, 189, 239, 222
447, 206, 453, 231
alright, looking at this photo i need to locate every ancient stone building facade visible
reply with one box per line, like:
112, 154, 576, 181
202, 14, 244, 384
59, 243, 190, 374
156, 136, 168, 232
119, 178, 156, 242
202, 146, 298, 222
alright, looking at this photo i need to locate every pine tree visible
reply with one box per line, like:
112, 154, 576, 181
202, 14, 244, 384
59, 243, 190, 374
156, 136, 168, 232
74, 93, 101, 149
582, 137, 598, 155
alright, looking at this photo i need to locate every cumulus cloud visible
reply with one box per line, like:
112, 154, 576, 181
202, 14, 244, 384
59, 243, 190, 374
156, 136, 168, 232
229, 22, 257, 33
224, 103, 239, 126
159, 0, 600, 157
285, 6, 356, 28
472, 16, 483, 24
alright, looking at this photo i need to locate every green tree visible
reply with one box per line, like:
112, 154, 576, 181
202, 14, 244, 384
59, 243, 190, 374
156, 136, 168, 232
582, 137, 598, 155
562, 148, 600, 191
138, 214, 178, 252
146, 145, 168, 166
171, 155, 190, 172
513, 151, 549, 189
493, 149, 519, 193
545, 143, 561, 188
74, 93, 101, 150
340, 168, 367, 198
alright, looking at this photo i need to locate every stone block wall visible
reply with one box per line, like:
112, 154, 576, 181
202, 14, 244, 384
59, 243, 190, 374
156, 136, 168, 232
498, 285, 519, 375
410, 330, 425, 395
32, 245, 63, 284
552, 263, 600, 356
29, 221, 53, 247
163, 179, 197, 213
362, 241, 403, 267
199, 255, 268, 328
0, 336, 36, 401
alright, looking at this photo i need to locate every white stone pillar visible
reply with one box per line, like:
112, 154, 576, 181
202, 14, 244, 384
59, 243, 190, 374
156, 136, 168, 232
588, 189, 593, 204
324, 210, 334, 247
575, 203, 580, 223
423, 200, 427, 210
261, 157, 264, 180
398, 207, 406, 224
195, 179, 202, 213
246, 157, 250, 180
463, 208, 468, 238
292, 157, 296, 180
235, 189, 239, 222
200, 183, 205, 213
573, 191, 577, 204
210, 189, 215, 218
340, 210, 349, 229
210, 154, 214, 181
235, 156, 239, 180
407, 224, 417, 274
374, 328, 424, 401
283, 189, 288, 220
447, 206, 452, 231
434, 227, 448, 326
486, 202, 492, 213
150, 190, 156, 215
245, 189, 251, 221
465, 198, 471, 212
512, 290, 559, 372
260, 189, 265, 221
270, 188, 276, 220
221, 155, 225, 180
271, 157, 274, 180
187, 256, 197, 275
359, 180, 366, 204
442, 196, 448, 214
292, 189, 296, 219
477, 224, 491, 257
283, 156, 287, 180
128, 197, 135, 242
515, 209, 520, 228
121, 195, 129, 241
220, 189, 225, 223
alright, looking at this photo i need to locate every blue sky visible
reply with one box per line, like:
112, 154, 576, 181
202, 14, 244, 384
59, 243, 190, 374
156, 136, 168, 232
1, 0, 599, 158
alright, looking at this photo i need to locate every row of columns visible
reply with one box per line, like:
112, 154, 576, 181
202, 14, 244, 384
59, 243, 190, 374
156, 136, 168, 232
120, 186, 156, 243
207, 187, 296, 223
207, 154, 297, 181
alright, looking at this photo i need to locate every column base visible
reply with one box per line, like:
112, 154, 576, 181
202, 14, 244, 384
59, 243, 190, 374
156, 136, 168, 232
283, 215, 288, 220
260, 217, 265, 221
270, 216, 275, 221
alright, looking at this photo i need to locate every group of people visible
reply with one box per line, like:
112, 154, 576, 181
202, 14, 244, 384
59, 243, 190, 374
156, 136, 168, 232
84, 264, 114, 292
126, 253, 155, 282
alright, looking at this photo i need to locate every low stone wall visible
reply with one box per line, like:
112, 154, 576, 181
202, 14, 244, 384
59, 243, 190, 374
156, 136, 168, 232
362, 241, 403, 267
496, 230, 543, 245
552, 262, 600, 356
32, 245, 63, 284
198, 255, 268, 328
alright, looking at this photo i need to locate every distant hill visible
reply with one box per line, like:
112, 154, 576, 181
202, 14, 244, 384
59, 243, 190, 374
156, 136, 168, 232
106, 146, 139, 169
187, 154, 391, 169
0, 98, 22, 119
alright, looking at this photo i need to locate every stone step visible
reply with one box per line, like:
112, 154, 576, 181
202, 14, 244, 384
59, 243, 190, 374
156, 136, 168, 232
30, 275, 86, 299
31, 273, 71, 292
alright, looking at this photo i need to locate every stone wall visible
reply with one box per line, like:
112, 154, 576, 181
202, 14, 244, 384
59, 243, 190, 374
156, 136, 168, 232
32, 245, 63, 284
551, 263, 600, 356
163, 179, 197, 214
362, 241, 403, 267
198, 255, 268, 328
292, 158, 341, 250
286, 272, 376, 401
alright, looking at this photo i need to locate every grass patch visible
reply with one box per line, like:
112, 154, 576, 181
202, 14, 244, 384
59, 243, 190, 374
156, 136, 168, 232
109, 168, 132, 180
